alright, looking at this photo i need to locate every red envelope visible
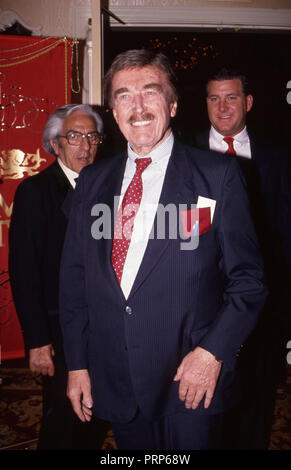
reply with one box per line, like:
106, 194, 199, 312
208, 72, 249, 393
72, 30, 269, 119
180, 207, 211, 237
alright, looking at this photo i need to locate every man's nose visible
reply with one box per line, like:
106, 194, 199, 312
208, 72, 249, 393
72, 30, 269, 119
218, 99, 227, 112
80, 135, 91, 149
132, 93, 145, 112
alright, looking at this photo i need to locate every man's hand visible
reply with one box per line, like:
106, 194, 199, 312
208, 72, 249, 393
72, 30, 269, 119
174, 346, 222, 410
29, 344, 55, 376
67, 369, 93, 422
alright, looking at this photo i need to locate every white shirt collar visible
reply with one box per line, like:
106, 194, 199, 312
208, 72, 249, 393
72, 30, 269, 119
209, 125, 251, 159
57, 158, 79, 188
210, 125, 249, 145
127, 132, 174, 165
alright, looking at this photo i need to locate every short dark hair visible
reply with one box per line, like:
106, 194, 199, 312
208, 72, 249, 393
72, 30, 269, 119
104, 49, 178, 107
206, 67, 250, 95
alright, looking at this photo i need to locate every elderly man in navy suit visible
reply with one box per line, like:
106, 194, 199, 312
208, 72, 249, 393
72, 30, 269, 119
193, 67, 291, 449
9, 104, 105, 449
59, 51, 267, 450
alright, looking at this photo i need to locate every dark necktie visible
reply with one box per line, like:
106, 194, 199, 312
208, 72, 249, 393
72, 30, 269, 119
223, 136, 236, 155
111, 157, 152, 284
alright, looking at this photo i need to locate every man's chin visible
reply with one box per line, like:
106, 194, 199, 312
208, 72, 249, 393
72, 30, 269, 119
78, 159, 92, 170
215, 121, 236, 136
216, 126, 234, 136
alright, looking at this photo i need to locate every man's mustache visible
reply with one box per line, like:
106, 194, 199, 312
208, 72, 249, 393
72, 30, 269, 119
128, 113, 154, 124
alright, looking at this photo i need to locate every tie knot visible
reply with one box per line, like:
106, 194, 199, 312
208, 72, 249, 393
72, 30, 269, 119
135, 157, 152, 173
223, 136, 234, 145
223, 136, 236, 155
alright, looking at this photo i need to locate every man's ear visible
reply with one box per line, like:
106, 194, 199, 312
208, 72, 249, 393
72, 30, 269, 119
50, 139, 60, 156
170, 100, 178, 118
246, 94, 254, 113
112, 108, 118, 124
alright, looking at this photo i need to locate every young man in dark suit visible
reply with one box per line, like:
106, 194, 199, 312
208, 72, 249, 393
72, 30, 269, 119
59, 51, 267, 450
9, 104, 105, 449
193, 68, 291, 449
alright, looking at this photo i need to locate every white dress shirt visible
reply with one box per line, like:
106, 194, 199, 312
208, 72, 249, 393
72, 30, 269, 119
57, 158, 79, 188
209, 126, 252, 159
119, 133, 174, 299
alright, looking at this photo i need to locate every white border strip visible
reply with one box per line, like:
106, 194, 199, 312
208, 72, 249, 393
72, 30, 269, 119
109, 6, 291, 30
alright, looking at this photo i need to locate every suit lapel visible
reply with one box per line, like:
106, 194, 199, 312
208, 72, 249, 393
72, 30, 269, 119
49, 161, 73, 218
61, 188, 75, 218
128, 141, 199, 298
52, 160, 71, 194
194, 130, 210, 151
94, 153, 128, 299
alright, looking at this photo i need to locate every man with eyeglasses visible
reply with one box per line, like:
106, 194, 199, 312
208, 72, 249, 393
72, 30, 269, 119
9, 104, 106, 450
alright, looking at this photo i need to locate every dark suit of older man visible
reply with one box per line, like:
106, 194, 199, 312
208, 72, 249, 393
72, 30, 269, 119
59, 51, 267, 450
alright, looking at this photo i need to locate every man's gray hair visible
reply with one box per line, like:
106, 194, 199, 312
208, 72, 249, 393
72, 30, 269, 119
42, 104, 103, 157
104, 49, 178, 108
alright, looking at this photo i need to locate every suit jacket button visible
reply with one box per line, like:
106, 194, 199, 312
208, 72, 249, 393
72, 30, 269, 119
125, 306, 132, 315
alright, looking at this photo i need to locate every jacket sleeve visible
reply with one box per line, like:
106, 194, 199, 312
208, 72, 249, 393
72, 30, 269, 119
199, 157, 268, 370
59, 173, 89, 371
8, 180, 51, 349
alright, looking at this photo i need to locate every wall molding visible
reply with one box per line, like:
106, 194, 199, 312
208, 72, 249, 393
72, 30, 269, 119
0, 9, 42, 35
73, 4, 91, 39
108, 6, 291, 30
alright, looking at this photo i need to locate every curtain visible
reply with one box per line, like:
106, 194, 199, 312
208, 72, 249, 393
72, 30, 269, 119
0, 35, 72, 360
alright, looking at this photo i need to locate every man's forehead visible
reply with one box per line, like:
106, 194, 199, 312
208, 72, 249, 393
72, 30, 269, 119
62, 112, 95, 129
112, 65, 167, 85
207, 78, 244, 94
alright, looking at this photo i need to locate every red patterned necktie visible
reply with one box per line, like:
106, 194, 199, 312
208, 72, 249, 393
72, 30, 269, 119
111, 157, 152, 284
223, 136, 236, 155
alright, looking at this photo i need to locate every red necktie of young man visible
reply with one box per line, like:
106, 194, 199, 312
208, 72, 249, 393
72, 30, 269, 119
223, 136, 236, 155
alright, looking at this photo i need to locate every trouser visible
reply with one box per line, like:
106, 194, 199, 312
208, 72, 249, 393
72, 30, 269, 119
37, 316, 109, 450
111, 408, 224, 450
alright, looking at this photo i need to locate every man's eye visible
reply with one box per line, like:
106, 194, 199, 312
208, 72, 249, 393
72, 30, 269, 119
209, 97, 218, 102
144, 90, 155, 96
228, 95, 237, 100
68, 132, 78, 140
119, 94, 131, 101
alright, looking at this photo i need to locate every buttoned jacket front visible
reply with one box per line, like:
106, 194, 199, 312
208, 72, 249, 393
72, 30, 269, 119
59, 139, 267, 423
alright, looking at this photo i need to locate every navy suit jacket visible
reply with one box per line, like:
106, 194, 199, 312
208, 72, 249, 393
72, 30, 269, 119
9, 161, 74, 350
194, 129, 291, 277
59, 139, 267, 423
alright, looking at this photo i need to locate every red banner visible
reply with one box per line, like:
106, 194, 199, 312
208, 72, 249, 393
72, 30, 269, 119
0, 35, 72, 360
